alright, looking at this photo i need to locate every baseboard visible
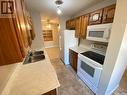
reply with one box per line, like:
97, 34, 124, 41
45, 45, 59, 48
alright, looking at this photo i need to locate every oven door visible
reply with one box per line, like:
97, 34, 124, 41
77, 55, 102, 89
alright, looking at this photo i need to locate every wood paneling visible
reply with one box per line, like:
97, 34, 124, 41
75, 16, 82, 38
80, 14, 89, 38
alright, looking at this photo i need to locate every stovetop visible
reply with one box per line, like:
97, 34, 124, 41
81, 51, 105, 65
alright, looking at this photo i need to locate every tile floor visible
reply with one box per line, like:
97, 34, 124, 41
45, 47, 60, 59
46, 47, 127, 95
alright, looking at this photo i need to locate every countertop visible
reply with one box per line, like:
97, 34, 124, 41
70, 46, 106, 56
69, 46, 90, 54
1, 50, 60, 95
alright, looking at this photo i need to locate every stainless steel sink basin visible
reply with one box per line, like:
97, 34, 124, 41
23, 51, 45, 65
30, 51, 44, 56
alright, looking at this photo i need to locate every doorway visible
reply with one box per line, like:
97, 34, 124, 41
42, 20, 60, 48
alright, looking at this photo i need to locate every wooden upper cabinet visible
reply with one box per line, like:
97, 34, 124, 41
89, 9, 103, 25
102, 4, 116, 23
66, 20, 70, 29
75, 16, 82, 38
80, 14, 89, 38
75, 15, 89, 39
66, 19, 75, 30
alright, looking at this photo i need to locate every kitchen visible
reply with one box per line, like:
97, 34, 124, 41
0, 0, 127, 95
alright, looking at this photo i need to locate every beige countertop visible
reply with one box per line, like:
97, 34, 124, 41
70, 46, 106, 56
70, 46, 90, 53
2, 51, 60, 95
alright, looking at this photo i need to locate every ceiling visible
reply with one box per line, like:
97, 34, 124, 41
25, 0, 104, 24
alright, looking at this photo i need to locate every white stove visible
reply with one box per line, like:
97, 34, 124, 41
77, 44, 106, 94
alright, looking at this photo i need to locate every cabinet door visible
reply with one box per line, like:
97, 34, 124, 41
80, 15, 89, 39
66, 19, 75, 30
0, 18, 23, 66
89, 9, 103, 25
102, 4, 116, 23
75, 15, 89, 39
69, 49, 73, 66
70, 19, 75, 29
14, 0, 29, 57
75, 17, 82, 38
69, 49, 78, 72
72, 51, 78, 72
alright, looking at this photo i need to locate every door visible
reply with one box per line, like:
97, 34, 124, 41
89, 9, 103, 25
102, 4, 116, 23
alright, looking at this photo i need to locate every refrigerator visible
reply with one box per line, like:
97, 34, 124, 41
59, 30, 78, 65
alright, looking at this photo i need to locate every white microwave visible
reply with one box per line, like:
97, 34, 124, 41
86, 23, 112, 42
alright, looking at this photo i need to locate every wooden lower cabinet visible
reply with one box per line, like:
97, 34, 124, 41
69, 49, 78, 72
42, 89, 57, 95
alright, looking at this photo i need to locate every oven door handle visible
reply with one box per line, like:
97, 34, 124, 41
93, 65, 103, 70
78, 56, 103, 70
85, 61, 103, 70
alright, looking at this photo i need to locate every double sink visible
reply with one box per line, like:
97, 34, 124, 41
23, 50, 45, 64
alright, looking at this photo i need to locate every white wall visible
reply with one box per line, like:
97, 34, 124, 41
73, 0, 116, 48
97, 0, 127, 94
30, 11, 44, 50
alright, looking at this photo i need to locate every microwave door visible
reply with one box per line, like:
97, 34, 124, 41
87, 28, 109, 42
103, 28, 111, 40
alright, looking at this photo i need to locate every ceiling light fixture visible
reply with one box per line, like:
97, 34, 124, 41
57, 7, 62, 15
55, 0, 63, 15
